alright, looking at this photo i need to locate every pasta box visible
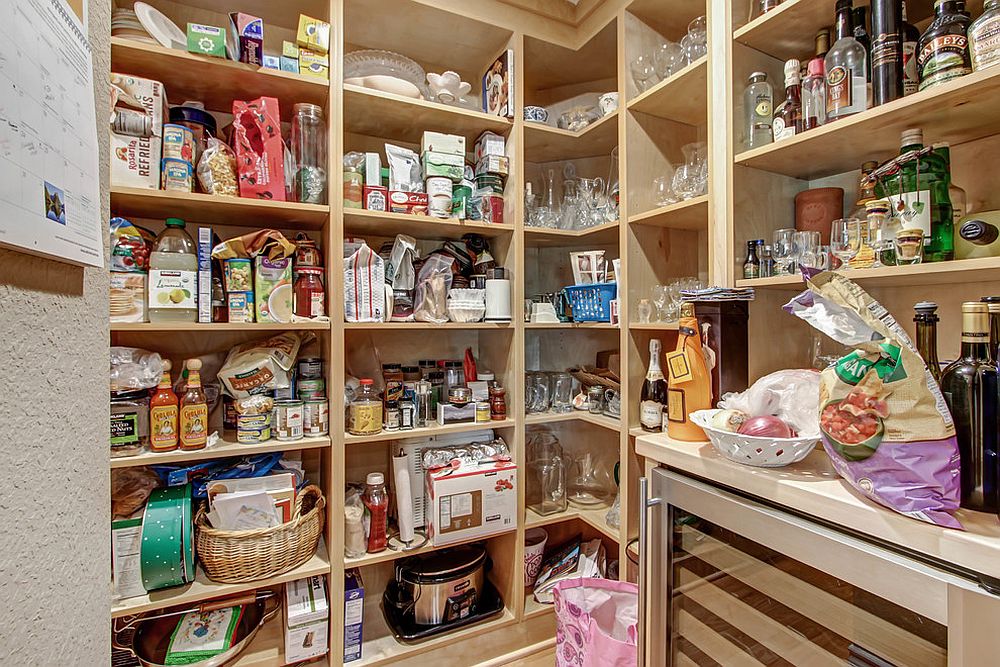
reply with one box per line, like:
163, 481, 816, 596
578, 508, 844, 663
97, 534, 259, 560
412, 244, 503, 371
425, 459, 517, 546
232, 97, 286, 201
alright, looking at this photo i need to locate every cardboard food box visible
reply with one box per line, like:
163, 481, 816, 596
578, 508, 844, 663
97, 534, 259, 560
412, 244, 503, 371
363, 185, 387, 211
474, 131, 506, 162
476, 155, 509, 178
110, 73, 168, 190
426, 459, 517, 546
421, 151, 465, 182
186, 23, 226, 58
281, 41, 299, 73
344, 570, 364, 663
296, 15, 331, 54
227, 12, 263, 65
231, 97, 286, 201
299, 48, 330, 80
262, 54, 280, 70
388, 191, 428, 215
285, 576, 329, 664
110, 272, 146, 323
421, 131, 465, 157
197, 227, 212, 323
254, 255, 293, 323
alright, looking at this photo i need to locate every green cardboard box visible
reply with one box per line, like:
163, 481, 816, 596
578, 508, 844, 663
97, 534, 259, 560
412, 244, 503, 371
187, 23, 226, 58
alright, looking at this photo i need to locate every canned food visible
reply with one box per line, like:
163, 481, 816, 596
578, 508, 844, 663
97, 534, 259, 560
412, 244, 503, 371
274, 399, 304, 441
298, 378, 325, 395
272, 372, 296, 400
162, 123, 195, 161
223, 258, 252, 292
303, 399, 329, 436
298, 357, 323, 379
227, 291, 255, 323
161, 157, 194, 192
236, 411, 272, 443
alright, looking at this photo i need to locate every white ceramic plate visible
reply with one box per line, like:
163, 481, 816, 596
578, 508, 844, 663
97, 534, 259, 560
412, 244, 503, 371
134, 2, 185, 49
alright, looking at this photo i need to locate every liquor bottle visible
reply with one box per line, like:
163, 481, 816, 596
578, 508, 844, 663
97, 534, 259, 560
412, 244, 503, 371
760, 244, 776, 277
853, 5, 874, 105
744, 72, 773, 149
743, 240, 761, 279
871, 0, 903, 106
935, 143, 967, 225
665, 303, 712, 441
773, 59, 803, 141
814, 28, 831, 60
983, 296, 1000, 361
179, 358, 208, 450
940, 302, 999, 512
901, 1, 921, 94
917, 0, 972, 91
826, 0, 869, 120
956, 213, 1000, 259
851, 160, 879, 219
913, 301, 943, 384
149, 359, 178, 452
874, 128, 955, 262
802, 56, 827, 130
970, 0, 1000, 72
640, 339, 667, 432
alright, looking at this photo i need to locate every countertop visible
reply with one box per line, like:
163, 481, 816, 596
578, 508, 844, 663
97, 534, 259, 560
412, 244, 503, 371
635, 433, 1000, 581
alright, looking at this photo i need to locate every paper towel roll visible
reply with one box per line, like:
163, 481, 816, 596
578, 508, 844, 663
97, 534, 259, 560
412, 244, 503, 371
392, 450, 415, 543
485, 278, 511, 322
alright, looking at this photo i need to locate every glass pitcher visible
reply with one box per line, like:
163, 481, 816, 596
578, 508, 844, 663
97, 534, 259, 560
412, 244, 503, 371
526, 431, 567, 515
568, 451, 612, 507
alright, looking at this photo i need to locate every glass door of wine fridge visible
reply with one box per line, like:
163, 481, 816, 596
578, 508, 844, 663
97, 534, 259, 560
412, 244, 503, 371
640, 468, 999, 667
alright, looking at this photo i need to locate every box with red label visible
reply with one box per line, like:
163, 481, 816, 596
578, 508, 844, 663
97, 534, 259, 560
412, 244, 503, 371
110, 74, 168, 189
425, 459, 517, 546
232, 97, 286, 201
388, 191, 428, 216
364, 185, 387, 211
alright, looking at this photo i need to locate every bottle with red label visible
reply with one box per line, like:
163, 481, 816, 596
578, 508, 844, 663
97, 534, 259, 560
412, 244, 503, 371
362, 472, 389, 553
149, 360, 178, 452
179, 358, 208, 450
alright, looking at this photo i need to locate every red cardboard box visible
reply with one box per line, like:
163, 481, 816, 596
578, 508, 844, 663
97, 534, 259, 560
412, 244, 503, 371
388, 191, 428, 216
232, 97, 285, 201
364, 185, 388, 211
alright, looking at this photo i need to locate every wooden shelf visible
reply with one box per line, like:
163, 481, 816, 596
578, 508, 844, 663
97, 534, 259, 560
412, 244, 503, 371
111, 539, 329, 618
344, 418, 516, 445
110, 37, 329, 114
110, 321, 330, 332
734, 66, 1000, 180
110, 187, 330, 230
736, 258, 1000, 290
231, 607, 286, 667
523, 220, 620, 247
627, 195, 708, 230
110, 435, 331, 469
344, 529, 516, 569
345, 321, 513, 330
525, 506, 620, 543
524, 410, 622, 434
523, 590, 554, 620
629, 321, 680, 331
343, 208, 513, 241
524, 111, 619, 162
524, 322, 619, 329
627, 56, 707, 126
343, 84, 512, 144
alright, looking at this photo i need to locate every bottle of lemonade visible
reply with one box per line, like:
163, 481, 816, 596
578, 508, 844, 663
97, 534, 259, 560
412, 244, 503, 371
148, 218, 198, 322
179, 359, 208, 450
149, 360, 178, 452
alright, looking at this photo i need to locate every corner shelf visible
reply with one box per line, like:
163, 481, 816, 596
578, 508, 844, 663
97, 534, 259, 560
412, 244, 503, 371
626, 56, 707, 126
627, 195, 708, 230
110, 435, 332, 469
524, 220, 620, 247
736, 258, 1000, 290
524, 111, 619, 162
525, 506, 619, 543
344, 529, 516, 569
524, 410, 622, 434
732, 0, 840, 61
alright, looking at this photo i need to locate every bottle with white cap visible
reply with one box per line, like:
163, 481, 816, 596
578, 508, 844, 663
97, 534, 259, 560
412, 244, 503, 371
772, 59, 802, 141
743, 71, 773, 150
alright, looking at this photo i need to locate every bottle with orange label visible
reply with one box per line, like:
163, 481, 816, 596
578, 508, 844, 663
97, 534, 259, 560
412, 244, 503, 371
179, 358, 208, 450
149, 359, 178, 451
665, 302, 712, 442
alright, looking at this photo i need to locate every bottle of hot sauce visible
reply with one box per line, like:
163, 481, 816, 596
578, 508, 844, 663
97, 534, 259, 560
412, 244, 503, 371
665, 303, 712, 442
179, 359, 208, 450
149, 360, 178, 452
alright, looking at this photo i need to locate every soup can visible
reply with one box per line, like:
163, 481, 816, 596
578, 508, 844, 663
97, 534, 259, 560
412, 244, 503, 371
298, 378, 325, 396
236, 412, 272, 444
162, 123, 195, 161
274, 399, 304, 441
298, 357, 323, 379
303, 399, 329, 436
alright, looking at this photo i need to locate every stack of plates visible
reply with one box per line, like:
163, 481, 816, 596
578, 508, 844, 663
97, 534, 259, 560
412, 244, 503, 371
112, 8, 157, 45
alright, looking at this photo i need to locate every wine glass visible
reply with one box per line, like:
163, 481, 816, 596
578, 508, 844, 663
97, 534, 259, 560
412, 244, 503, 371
651, 284, 669, 322
630, 54, 657, 93
830, 218, 859, 269
653, 41, 684, 79
772, 228, 796, 275
685, 16, 708, 63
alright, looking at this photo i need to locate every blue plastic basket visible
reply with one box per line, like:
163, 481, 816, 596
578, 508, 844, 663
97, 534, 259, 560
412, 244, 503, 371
563, 283, 617, 322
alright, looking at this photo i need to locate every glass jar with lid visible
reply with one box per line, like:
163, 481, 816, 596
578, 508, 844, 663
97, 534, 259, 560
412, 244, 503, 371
348, 379, 382, 436
290, 103, 328, 204
293, 267, 325, 318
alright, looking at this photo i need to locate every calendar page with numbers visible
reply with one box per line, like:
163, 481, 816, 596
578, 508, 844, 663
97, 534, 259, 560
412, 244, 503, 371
0, 0, 102, 267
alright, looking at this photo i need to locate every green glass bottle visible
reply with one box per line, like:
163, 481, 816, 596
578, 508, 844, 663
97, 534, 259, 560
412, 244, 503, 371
875, 128, 955, 262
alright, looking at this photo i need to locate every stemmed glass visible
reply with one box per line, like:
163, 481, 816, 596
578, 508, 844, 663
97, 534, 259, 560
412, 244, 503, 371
772, 228, 796, 275
830, 218, 859, 270
652, 284, 669, 322
653, 42, 685, 80
630, 54, 657, 92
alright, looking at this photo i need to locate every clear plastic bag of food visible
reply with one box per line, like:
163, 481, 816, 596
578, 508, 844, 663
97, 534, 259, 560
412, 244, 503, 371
718, 369, 821, 437
110, 347, 163, 392
413, 254, 454, 323
196, 137, 238, 196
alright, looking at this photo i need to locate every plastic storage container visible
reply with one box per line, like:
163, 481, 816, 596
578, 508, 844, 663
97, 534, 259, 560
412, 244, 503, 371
148, 218, 198, 322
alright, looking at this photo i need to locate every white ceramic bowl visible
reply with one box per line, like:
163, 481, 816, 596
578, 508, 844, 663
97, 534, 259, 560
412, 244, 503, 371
690, 409, 819, 468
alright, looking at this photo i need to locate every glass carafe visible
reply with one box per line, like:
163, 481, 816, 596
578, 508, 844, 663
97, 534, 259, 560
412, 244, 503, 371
526, 431, 567, 515
672, 142, 708, 200
568, 451, 611, 507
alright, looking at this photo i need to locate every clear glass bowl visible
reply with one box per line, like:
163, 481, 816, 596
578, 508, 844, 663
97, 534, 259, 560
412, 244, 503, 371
343, 49, 430, 99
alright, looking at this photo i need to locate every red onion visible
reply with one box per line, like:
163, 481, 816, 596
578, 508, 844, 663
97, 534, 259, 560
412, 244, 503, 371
738, 415, 794, 438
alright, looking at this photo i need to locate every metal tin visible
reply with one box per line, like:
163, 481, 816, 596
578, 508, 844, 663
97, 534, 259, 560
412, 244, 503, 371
274, 399, 304, 441
162, 123, 195, 161
227, 291, 255, 323
236, 412, 272, 443
223, 258, 252, 292
303, 399, 329, 436
298, 357, 323, 379
161, 157, 193, 191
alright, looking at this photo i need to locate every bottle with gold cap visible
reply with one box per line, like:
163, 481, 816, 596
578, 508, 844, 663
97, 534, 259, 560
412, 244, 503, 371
179, 359, 208, 450
664, 302, 712, 442
940, 302, 999, 512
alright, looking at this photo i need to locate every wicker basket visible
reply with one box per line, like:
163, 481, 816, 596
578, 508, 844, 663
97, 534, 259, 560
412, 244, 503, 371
195, 484, 326, 583
568, 365, 620, 392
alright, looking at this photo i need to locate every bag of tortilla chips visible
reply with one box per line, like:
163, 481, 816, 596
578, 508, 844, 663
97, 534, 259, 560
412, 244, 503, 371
785, 272, 962, 528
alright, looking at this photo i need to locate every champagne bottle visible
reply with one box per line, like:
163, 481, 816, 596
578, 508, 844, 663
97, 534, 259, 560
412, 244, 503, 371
940, 302, 1000, 512
666, 303, 713, 441
640, 339, 667, 432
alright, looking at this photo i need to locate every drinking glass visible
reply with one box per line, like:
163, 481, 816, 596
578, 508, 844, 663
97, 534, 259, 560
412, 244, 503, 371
894, 228, 925, 265
551, 372, 574, 414
830, 218, 859, 270
653, 41, 684, 79
793, 230, 821, 270
772, 228, 796, 275
630, 54, 657, 92
653, 174, 679, 207
652, 284, 669, 322
637, 298, 653, 324
683, 17, 708, 63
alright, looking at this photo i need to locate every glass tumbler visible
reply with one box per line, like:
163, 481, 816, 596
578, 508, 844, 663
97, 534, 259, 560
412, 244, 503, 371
894, 228, 925, 265
772, 228, 796, 275
587, 385, 604, 414
551, 372, 574, 413
290, 103, 327, 204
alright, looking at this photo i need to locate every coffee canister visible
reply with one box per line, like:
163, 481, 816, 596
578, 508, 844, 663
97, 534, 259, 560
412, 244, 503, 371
274, 399, 304, 441
427, 176, 453, 218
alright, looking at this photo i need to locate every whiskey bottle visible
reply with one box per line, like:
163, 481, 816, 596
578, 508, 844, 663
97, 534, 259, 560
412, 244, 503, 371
826, 0, 869, 120
743, 240, 761, 279
773, 59, 803, 140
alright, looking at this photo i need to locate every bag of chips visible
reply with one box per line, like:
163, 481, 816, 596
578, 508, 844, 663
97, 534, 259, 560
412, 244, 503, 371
785, 272, 962, 528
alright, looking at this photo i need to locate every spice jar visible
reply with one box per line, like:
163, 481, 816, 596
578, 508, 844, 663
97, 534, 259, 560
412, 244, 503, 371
489, 386, 507, 421
291, 103, 327, 204
402, 365, 422, 398
348, 379, 382, 436
294, 267, 326, 318
443, 360, 465, 397
384, 400, 401, 431
110, 391, 149, 457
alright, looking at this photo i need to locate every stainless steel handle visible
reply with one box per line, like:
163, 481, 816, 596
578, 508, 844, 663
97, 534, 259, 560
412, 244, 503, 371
637, 476, 662, 667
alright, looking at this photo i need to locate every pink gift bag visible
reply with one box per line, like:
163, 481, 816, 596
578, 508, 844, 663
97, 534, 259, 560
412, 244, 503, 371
552, 578, 638, 667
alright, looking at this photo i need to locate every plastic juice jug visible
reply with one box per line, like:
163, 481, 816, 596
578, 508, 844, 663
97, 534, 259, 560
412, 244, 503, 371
148, 218, 198, 322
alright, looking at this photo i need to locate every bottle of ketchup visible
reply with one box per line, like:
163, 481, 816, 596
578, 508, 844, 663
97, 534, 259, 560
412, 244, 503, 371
362, 472, 389, 553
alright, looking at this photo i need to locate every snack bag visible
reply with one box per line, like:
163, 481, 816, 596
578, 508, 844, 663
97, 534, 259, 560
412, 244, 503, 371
785, 272, 962, 528
344, 242, 385, 322
231, 97, 285, 200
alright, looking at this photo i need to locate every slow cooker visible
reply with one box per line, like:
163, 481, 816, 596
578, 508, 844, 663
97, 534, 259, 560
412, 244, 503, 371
391, 543, 488, 625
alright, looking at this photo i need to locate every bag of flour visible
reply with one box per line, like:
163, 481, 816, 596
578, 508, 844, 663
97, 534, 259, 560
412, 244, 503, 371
345, 241, 385, 322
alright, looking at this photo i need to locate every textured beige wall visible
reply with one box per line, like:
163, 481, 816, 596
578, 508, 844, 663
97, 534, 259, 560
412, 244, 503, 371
0, 2, 110, 664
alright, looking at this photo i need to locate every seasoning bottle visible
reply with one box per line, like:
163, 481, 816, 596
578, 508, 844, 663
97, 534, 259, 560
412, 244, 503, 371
772, 59, 803, 141
362, 473, 389, 553
901, 1, 921, 94
415, 380, 433, 427
402, 365, 422, 399
348, 379, 383, 436
179, 359, 208, 450
917, 0, 972, 91
382, 364, 404, 404
384, 400, 401, 431
400, 398, 415, 430
743, 240, 760, 279
149, 359, 178, 452
914, 301, 943, 383
490, 385, 507, 421
970, 0, 1000, 72
290, 103, 327, 204
871, 0, 904, 107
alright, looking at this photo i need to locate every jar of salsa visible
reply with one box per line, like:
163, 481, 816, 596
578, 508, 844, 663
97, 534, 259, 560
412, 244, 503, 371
294, 267, 325, 318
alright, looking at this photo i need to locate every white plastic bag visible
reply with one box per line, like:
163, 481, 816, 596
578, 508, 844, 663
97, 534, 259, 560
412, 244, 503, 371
344, 242, 385, 322
718, 369, 821, 437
